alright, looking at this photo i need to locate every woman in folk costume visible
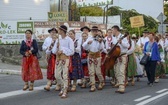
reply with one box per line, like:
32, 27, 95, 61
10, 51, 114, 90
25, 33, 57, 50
20, 30, 43, 91
68, 30, 84, 92
80, 33, 90, 88
155, 36, 165, 83
137, 31, 149, 77
132, 34, 143, 82
77, 26, 91, 86
164, 34, 168, 74
43, 28, 58, 91
126, 32, 137, 86
104, 29, 116, 86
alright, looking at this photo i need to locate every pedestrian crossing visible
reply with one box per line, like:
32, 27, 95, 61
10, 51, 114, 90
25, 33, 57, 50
135, 88, 168, 105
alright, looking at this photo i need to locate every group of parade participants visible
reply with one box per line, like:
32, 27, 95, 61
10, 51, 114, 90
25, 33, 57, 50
20, 24, 168, 98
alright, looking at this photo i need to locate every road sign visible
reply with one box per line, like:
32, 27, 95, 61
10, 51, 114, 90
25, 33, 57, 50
157, 12, 167, 22
158, 24, 167, 34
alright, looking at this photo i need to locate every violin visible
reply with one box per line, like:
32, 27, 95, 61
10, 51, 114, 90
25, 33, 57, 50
94, 34, 104, 42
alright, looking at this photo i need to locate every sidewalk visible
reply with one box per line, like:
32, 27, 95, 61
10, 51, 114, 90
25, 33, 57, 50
0, 61, 46, 75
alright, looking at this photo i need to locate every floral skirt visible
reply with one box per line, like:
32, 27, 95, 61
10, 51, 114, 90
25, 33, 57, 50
127, 54, 137, 77
69, 53, 84, 80
22, 55, 43, 82
47, 54, 56, 81
165, 52, 168, 74
155, 63, 165, 77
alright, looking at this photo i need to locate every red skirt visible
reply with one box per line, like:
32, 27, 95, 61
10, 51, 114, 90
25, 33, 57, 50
22, 55, 43, 82
47, 54, 56, 81
83, 65, 89, 77
101, 53, 106, 79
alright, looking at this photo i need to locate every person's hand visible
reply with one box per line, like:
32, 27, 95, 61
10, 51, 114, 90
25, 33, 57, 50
118, 39, 122, 44
87, 40, 92, 44
157, 61, 160, 65
28, 50, 32, 55
49, 46, 53, 50
98, 38, 103, 43
25, 52, 29, 57
141, 43, 144, 48
146, 52, 150, 56
57, 50, 63, 55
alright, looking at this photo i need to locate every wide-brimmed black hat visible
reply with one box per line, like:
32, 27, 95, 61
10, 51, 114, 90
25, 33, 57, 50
91, 26, 99, 31
59, 25, 67, 32
80, 26, 91, 32
48, 28, 58, 33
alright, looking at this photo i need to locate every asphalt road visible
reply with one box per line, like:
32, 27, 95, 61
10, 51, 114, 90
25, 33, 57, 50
0, 74, 168, 105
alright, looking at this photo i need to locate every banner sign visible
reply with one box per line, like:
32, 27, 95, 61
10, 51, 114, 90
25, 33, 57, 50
0, 21, 24, 44
130, 16, 145, 28
34, 21, 87, 41
17, 22, 34, 33
76, 0, 113, 7
48, 12, 68, 22
0, 21, 107, 44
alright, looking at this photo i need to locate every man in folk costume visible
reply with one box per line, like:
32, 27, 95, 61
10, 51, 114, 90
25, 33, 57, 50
137, 30, 149, 49
82, 26, 105, 92
42, 28, 58, 91
111, 25, 130, 94
98, 29, 107, 80
104, 29, 116, 86
126, 32, 137, 86
78, 26, 91, 86
47, 25, 74, 98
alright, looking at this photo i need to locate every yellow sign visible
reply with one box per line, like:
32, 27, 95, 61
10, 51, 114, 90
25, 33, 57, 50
130, 16, 145, 28
48, 12, 68, 22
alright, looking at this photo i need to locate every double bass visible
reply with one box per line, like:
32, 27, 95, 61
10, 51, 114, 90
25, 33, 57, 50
104, 34, 128, 71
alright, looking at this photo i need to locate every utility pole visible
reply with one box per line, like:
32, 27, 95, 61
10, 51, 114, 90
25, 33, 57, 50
69, 0, 72, 21
103, 4, 108, 24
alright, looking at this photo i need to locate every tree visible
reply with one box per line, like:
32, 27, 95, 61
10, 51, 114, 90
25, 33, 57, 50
70, 2, 103, 21
107, 6, 158, 35
79, 6, 103, 16
164, 3, 168, 23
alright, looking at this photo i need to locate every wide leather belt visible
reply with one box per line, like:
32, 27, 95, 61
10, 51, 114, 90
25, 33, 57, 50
88, 51, 101, 59
57, 53, 69, 60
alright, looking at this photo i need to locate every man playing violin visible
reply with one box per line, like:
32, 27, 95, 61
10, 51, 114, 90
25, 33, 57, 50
82, 26, 105, 92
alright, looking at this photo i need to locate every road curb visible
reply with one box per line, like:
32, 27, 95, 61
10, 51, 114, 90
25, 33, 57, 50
0, 69, 21, 75
0, 69, 46, 76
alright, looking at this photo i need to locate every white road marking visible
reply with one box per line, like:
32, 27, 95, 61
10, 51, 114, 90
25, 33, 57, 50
156, 89, 168, 94
134, 95, 151, 102
136, 91, 168, 105
0, 85, 46, 99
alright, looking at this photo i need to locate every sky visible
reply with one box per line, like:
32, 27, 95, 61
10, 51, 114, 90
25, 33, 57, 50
76, 0, 164, 18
